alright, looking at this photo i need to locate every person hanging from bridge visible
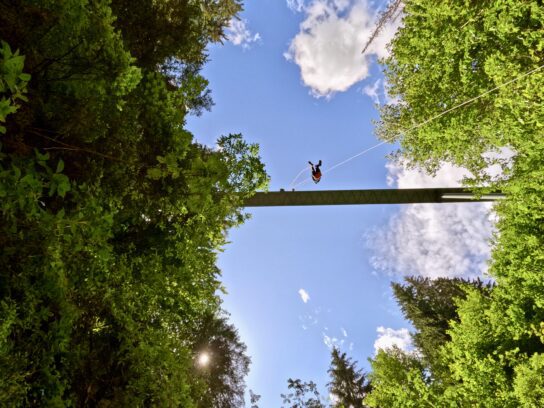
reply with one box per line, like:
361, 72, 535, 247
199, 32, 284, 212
309, 160, 322, 184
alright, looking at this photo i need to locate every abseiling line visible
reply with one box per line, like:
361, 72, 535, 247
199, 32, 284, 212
244, 188, 505, 207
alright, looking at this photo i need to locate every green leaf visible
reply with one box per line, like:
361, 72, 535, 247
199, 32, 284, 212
34, 149, 50, 162
146, 167, 162, 180
0, 98, 17, 120
56, 160, 64, 174
52, 173, 70, 197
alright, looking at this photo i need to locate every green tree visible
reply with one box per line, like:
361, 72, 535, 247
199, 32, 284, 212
281, 379, 326, 408
249, 389, 262, 408
0, 40, 30, 134
439, 288, 519, 407
377, 0, 544, 181
513, 353, 544, 407
365, 346, 438, 408
365, 0, 544, 406
392, 276, 493, 372
110, 0, 242, 68
189, 310, 251, 408
328, 347, 370, 408
0, 0, 267, 405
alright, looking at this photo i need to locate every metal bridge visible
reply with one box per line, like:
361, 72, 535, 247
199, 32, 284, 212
244, 188, 504, 207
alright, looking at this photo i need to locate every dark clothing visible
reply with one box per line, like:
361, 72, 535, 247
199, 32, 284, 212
309, 160, 322, 183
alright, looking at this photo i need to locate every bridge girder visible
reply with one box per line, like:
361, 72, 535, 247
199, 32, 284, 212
244, 188, 504, 207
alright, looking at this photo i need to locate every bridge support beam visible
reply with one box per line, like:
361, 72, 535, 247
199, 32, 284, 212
244, 188, 504, 207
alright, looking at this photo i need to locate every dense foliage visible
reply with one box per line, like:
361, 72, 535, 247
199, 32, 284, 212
366, 0, 544, 406
0, 0, 268, 406
391, 277, 493, 373
377, 0, 544, 181
281, 348, 370, 408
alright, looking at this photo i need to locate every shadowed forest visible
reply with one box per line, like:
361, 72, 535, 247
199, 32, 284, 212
1, 0, 267, 406
1, 0, 543, 407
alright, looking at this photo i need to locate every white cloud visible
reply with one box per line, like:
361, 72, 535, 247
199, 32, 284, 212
298, 288, 311, 303
386, 147, 515, 188
363, 78, 382, 104
363, 77, 401, 105
323, 333, 345, 349
368, 161, 496, 279
382, 78, 401, 105
373, 326, 413, 353
481, 147, 516, 182
285, 0, 402, 98
299, 312, 319, 329
385, 160, 471, 188
226, 18, 261, 49
322, 326, 350, 349
287, 0, 306, 12
368, 203, 493, 279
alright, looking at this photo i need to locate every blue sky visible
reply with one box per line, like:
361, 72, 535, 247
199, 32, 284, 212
187, 0, 494, 405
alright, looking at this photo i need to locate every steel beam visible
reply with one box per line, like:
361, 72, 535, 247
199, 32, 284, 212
244, 188, 504, 207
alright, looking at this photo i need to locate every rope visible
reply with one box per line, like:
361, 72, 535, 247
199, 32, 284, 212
291, 63, 544, 189
324, 141, 388, 174
406, 63, 544, 132
289, 164, 312, 189
292, 141, 387, 188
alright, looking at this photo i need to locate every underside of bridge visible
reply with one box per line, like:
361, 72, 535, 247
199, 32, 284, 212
244, 188, 504, 207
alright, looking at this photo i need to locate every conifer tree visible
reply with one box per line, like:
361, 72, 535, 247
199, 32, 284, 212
327, 348, 370, 408
392, 276, 492, 371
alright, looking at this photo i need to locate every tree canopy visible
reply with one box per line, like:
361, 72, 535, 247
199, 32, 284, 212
365, 0, 544, 406
0, 0, 267, 406
377, 0, 544, 180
